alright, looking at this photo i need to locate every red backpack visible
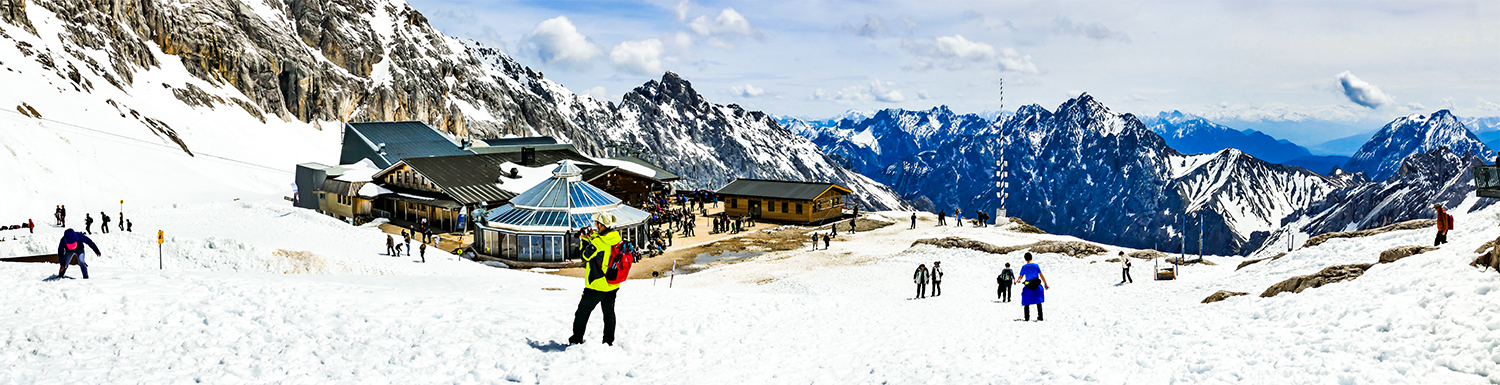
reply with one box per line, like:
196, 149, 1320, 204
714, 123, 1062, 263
606, 242, 635, 285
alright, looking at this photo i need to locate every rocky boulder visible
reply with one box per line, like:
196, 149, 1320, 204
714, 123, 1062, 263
1260, 263, 1373, 298
1202, 290, 1248, 304
1377, 245, 1438, 264
1303, 219, 1435, 248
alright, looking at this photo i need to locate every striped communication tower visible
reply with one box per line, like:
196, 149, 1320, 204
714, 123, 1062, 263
993, 78, 1006, 221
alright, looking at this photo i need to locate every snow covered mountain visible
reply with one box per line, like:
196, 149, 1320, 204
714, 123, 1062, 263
0, 0, 908, 211
880, 95, 1347, 255
1341, 110, 1494, 181
784, 106, 992, 190
1143, 111, 1313, 164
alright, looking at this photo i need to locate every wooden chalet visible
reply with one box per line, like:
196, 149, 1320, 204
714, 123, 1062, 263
716, 179, 852, 224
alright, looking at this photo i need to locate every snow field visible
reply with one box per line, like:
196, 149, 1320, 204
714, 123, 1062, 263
0, 207, 1497, 383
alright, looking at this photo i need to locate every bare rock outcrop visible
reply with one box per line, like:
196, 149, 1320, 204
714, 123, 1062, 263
1472, 235, 1500, 273
1202, 290, 1248, 304
1377, 245, 1438, 264
912, 237, 1106, 258
1260, 263, 1373, 298
1303, 219, 1435, 248
1128, 249, 1166, 260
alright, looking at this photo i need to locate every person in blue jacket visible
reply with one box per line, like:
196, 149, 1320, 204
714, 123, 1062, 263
56, 229, 101, 279
1018, 253, 1049, 321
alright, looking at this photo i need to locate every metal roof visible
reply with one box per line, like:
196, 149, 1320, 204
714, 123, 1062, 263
480, 136, 558, 147
609, 156, 681, 181
344, 121, 468, 168
480, 161, 651, 231
715, 178, 852, 201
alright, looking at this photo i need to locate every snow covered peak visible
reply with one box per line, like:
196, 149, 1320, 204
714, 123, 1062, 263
1342, 109, 1494, 181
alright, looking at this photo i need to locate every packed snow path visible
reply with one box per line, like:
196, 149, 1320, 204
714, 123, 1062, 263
1, 203, 1497, 383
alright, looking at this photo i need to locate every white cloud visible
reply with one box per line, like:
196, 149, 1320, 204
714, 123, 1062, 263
1336, 71, 1394, 109
1051, 17, 1131, 43
609, 39, 665, 75
843, 14, 886, 38
731, 84, 767, 98
689, 8, 759, 38
675, 0, 692, 22
524, 16, 602, 71
814, 80, 906, 103
901, 35, 1037, 74
1405, 102, 1427, 111
670, 31, 694, 51
917, 90, 930, 100
584, 86, 608, 100
1477, 97, 1500, 111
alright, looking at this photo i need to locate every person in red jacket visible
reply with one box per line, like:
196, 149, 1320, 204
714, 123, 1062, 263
1434, 203, 1453, 246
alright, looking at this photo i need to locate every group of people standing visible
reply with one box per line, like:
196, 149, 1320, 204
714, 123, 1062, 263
933, 209, 991, 228
60, 205, 133, 235
912, 261, 944, 298
914, 253, 1051, 321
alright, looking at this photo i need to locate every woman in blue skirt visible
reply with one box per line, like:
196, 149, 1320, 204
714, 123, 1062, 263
1018, 253, 1050, 321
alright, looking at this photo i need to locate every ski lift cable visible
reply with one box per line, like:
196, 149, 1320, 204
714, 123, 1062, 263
0, 108, 292, 174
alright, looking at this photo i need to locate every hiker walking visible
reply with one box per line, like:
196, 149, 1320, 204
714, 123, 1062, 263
419, 243, 427, 263
913, 264, 929, 299
570, 213, 623, 346
1434, 203, 1453, 246
910, 213, 917, 229
811, 233, 819, 251
84, 214, 93, 234
955, 208, 963, 227
997, 263, 1015, 302
822, 233, 830, 249
60, 205, 67, 227
118, 211, 124, 231
386, 234, 396, 256
100, 212, 110, 234
938, 210, 946, 226
126, 220, 132, 232
1119, 251, 1133, 284
849, 218, 856, 234
931, 261, 944, 296
56, 229, 100, 279
1018, 253, 1050, 321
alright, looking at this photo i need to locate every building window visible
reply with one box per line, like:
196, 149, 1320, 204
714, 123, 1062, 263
796, 203, 803, 214
782, 202, 788, 213
730, 199, 738, 209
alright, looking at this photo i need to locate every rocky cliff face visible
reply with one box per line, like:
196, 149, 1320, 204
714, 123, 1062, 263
0, 0, 908, 209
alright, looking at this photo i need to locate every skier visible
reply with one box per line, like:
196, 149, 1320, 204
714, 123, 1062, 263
84, 213, 93, 234
570, 213, 622, 346
1434, 203, 1453, 246
55, 229, 100, 279
1119, 251, 1133, 284
931, 261, 944, 296
913, 263, 929, 299
1018, 253, 1050, 321
910, 212, 917, 229
419, 242, 427, 263
100, 212, 110, 234
997, 263, 1015, 302
386, 234, 396, 256
938, 210, 946, 226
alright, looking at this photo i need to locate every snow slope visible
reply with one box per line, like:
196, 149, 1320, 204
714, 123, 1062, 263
2, 199, 1496, 383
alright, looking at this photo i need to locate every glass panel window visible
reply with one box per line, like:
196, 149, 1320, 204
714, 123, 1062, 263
730, 199, 738, 209
796, 204, 803, 214
782, 202, 788, 213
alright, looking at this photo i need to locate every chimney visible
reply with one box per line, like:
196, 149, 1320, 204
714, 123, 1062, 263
521, 147, 536, 167
377, 143, 387, 156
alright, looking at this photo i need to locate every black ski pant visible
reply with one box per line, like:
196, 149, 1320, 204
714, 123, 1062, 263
571, 288, 618, 344
1122, 268, 1133, 283
932, 280, 941, 296
1435, 231, 1448, 246
916, 283, 926, 298
999, 281, 1012, 302
1023, 303, 1043, 321
101, 223, 109, 234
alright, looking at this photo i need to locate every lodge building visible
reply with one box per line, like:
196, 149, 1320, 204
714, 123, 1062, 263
715, 178, 852, 224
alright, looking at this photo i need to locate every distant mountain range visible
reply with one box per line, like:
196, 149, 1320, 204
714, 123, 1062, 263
1142, 111, 1312, 163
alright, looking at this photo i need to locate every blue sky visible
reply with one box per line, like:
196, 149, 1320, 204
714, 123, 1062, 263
406, 0, 1500, 145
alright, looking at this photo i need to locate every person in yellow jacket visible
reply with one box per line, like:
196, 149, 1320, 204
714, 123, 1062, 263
569, 212, 623, 345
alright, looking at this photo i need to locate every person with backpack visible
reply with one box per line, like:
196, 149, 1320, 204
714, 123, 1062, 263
1019, 253, 1050, 321
1119, 251, 1133, 284
913, 264, 929, 299
997, 263, 1015, 302
570, 213, 624, 346
810, 233, 819, 251
1434, 203, 1453, 246
56, 229, 100, 279
100, 212, 110, 234
126, 220, 132, 232
931, 261, 944, 296
84, 214, 93, 234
